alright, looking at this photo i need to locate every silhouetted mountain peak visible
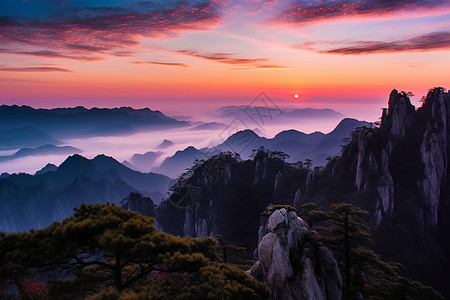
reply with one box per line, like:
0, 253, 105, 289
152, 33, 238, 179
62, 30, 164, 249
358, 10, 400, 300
380, 90, 416, 137
35, 163, 58, 176
226, 129, 259, 141
153, 146, 204, 178
61, 154, 89, 164
274, 129, 308, 140
328, 118, 371, 136
57, 154, 95, 178
131, 151, 162, 161
172, 146, 201, 157
157, 139, 175, 149
93, 154, 116, 161
190, 122, 227, 130
92, 154, 126, 172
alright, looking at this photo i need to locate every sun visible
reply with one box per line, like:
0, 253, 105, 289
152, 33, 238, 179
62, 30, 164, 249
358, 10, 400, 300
294, 94, 300, 99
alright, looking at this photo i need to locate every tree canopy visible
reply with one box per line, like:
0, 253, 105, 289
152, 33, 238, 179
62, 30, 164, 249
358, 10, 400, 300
0, 203, 269, 299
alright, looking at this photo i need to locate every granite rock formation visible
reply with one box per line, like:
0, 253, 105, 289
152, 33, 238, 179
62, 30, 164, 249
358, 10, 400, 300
248, 208, 342, 300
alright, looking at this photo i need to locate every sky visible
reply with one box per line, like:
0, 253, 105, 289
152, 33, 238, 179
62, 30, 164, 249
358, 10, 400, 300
1, 0, 450, 121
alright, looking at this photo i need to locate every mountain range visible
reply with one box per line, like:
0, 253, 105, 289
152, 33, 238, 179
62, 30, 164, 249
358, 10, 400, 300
0, 105, 189, 141
155, 88, 450, 297
153, 118, 370, 178
0, 154, 171, 232
0, 144, 80, 162
0, 127, 62, 150
206, 106, 344, 122
1, 88, 450, 296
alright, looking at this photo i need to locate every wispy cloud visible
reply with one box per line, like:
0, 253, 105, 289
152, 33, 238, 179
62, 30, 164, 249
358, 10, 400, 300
176, 49, 292, 70
278, 0, 449, 24
228, 65, 293, 71
0, 67, 73, 72
255, 65, 293, 69
178, 50, 268, 65
0, 49, 102, 61
0, 1, 222, 60
110, 51, 135, 57
295, 31, 450, 55
0, 77, 55, 83
130, 61, 189, 67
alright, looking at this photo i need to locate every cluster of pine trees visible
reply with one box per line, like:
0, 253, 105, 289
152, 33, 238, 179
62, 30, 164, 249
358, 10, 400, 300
0, 204, 269, 300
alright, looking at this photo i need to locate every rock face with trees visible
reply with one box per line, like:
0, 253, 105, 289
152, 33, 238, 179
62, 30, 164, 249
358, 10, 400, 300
248, 206, 342, 300
3, 88, 448, 298
155, 88, 450, 297
300, 87, 450, 296
156, 151, 308, 252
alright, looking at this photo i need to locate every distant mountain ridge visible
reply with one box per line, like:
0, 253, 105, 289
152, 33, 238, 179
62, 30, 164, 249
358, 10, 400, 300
157, 139, 175, 149
153, 146, 204, 178
0, 105, 189, 138
153, 118, 370, 178
0, 144, 81, 162
0, 127, 62, 150
217, 118, 371, 161
207, 106, 344, 120
0, 154, 172, 232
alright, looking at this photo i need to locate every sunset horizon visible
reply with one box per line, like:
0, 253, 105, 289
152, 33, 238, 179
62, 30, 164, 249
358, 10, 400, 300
1, 0, 449, 121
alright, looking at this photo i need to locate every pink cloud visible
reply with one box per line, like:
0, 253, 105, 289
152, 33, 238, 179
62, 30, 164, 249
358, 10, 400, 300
277, 0, 449, 24
294, 31, 450, 54
0, 1, 222, 60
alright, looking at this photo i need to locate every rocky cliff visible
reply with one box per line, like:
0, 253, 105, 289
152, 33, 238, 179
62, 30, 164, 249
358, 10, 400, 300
120, 192, 156, 218
156, 87, 450, 297
248, 207, 342, 300
300, 87, 450, 296
321, 88, 450, 227
156, 151, 308, 251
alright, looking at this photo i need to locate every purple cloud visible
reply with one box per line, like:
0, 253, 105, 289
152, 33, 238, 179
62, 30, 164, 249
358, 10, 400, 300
0, 49, 102, 61
176, 49, 292, 69
130, 61, 189, 67
278, 0, 448, 23
0, 1, 222, 60
295, 31, 450, 55
177, 50, 268, 65
0, 67, 73, 72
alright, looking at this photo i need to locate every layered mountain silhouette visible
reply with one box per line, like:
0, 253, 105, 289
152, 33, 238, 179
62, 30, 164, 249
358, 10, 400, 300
0, 144, 81, 162
0, 154, 172, 232
190, 122, 228, 130
0, 127, 61, 150
0, 105, 189, 139
219, 118, 371, 163
34, 163, 58, 176
153, 118, 370, 178
157, 139, 175, 149
122, 151, 163, 173
206, 106, 344, 122
153, 146, 205, 178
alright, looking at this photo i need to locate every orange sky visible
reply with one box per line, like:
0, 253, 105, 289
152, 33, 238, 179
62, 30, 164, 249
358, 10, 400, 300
1, 0, 449, 121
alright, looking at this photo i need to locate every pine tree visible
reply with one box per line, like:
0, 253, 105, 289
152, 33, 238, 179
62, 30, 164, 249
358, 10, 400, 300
308, 203, 444, 300
0, 204, 270, 299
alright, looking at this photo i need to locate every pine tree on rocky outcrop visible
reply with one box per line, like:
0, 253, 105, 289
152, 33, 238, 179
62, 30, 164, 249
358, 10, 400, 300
308, 203, 444, 299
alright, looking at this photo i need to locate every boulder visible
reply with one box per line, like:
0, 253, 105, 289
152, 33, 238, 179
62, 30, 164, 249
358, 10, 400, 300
248, 208, 342, 300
